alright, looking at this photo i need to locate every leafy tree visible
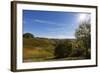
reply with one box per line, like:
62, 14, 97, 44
23, 33, 34, 38
75, 21, 91, 58
54, 40, 72, 59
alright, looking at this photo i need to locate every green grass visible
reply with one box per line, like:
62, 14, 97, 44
23, 38, 90, 62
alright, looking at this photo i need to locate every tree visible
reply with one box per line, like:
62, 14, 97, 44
75, 21, 91, 58
54, 40, 72, 59
70, 40, 85, 57
23, 33, 34, 38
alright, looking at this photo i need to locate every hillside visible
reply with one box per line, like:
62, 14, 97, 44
23, 37, 78, 62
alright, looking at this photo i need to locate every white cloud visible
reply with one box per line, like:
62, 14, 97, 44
34, 19, 56, 25
46, 27, 67, 31
33, 19, 67, 27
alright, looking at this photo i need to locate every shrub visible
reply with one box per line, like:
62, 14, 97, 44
70, 48, 85, 57
54, 41, 72, 59
23, 33, 34, 38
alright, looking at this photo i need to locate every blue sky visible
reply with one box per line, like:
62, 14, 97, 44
23, 10, 90, 39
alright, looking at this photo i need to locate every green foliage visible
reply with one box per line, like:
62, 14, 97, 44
75, 21, 91, 59
75, 22, 91, 49
70, 48, 85, 57
23, 33, 34, 38
82, 48, 91, 59
54, 40, 72, 59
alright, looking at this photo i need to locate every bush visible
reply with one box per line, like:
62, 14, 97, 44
23, 33, 34, 38
84, 49, 91, 59
54, 41, 72, 59
70, 48, 85, 57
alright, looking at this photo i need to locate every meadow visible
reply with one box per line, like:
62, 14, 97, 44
23, 36, 90, 62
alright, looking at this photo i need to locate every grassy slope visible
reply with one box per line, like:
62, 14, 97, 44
23, 38, 87, 62
23, 38, 55, 62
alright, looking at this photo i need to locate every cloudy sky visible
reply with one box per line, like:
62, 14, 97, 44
23, 10, 90, 39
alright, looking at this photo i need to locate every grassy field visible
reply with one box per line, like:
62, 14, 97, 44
23, 38, 56, 62
23, 38, 89, 62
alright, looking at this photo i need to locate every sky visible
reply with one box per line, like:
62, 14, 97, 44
23, 10, 90, 39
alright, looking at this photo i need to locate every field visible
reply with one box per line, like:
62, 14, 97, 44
23, 37, 90, 62
23, 38, 55, 62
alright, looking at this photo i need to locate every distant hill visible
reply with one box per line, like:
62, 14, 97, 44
23, 36, 76, 49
